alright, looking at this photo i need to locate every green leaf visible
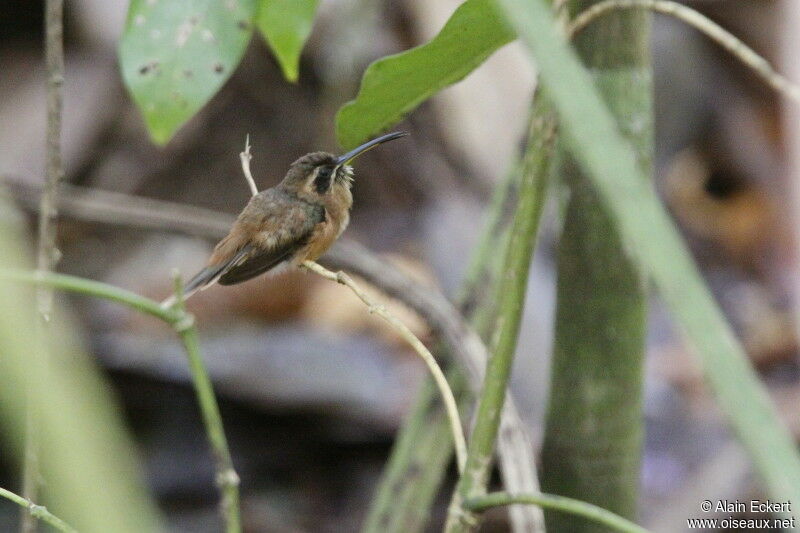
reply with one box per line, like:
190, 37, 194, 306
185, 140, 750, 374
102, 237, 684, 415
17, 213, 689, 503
495, 0, 800, 519
256, 0, 320, 82
119, 0, 257, 145
335, 0, 515, 150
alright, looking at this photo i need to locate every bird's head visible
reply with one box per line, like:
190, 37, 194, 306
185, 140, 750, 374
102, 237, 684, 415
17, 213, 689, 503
280, 132, 408, 199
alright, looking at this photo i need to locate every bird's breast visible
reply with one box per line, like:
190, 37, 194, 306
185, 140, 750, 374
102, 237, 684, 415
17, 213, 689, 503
297, 185, 352, 262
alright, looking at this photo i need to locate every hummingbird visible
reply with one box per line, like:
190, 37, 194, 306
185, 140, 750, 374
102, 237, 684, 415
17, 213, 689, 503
163, 131, 408, 307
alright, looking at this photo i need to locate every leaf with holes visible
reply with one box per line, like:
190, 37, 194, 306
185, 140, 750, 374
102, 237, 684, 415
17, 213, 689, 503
119, 0, 257, 145
335, 0, 515, 150
256, 0, 320, 82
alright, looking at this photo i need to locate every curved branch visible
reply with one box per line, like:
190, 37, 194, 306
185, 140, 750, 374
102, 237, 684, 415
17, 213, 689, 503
0, 487, 76, 533
301, 260, 468, 473
568, 0, 800, 103
0, 269, 241, 533
463, 492, 649, 533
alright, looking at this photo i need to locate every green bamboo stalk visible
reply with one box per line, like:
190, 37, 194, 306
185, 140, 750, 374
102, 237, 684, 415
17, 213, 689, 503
0, 487, 76, 533
496, 0, 800, 520
444, 91, 556, 532
463, 492, 649, 533
0, 269, 241, 533
539, 2, 651, 530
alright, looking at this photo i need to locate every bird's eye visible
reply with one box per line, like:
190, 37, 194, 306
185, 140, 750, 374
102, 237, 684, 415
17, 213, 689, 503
313, 166, 334, 193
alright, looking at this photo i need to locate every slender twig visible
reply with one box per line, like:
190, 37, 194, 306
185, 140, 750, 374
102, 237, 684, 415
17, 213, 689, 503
301, 259, 468, 473
0, 487, 76, 533
239, 135, 258, 197
568, 0, 800, 103
24, 0, 65, 528
463, 492, 650, 533
0, 269, 241, 533
37, 0, 64, 317
170, 273, 241, 533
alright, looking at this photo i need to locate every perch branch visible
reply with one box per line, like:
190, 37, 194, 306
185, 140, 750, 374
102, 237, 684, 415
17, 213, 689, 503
463, 492, 650, 533
0, 269, 241, 533
301, 259, 468, 473
0, 487, 76, 533
240, 135, 258, 197
568, 0, 800, 103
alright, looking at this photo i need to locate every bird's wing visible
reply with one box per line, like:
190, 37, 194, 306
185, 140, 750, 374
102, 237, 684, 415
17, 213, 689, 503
217, 196, 325, 286
168, 191, 324, 306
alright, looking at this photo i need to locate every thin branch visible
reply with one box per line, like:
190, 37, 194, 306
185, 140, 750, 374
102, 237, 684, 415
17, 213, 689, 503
568, 0, 800, 103
36, 0, 64, 317
0, 487, 76, 533
0, 268, 241, 533
301, 259, 468, 473
463, 492, 650, 533
170, 273, 241, 533
24, 0, 65, 528
239, 135, 258, 197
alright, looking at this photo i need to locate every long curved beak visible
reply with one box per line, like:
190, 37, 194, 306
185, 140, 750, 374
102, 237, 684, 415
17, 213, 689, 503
336, 131, 408, 166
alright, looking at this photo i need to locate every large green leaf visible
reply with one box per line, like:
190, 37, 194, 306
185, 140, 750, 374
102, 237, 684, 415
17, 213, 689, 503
335, 0, 515, 150
119, 0, 257, 145
495, 0, 800, 518
256, 0, 320, 82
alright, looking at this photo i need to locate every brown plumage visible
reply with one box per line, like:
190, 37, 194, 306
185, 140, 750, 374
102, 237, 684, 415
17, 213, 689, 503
163, 132, 407, 306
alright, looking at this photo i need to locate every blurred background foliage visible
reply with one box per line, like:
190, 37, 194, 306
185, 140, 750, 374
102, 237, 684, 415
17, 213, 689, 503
2, 0, 800, 531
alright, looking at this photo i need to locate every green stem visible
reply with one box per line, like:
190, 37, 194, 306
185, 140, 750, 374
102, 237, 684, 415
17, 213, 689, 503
0, 487, 76, 533
0, 270, 178, 322
0, 269, 241, 533
463, 492, 649, 533
444, 90, 555, 532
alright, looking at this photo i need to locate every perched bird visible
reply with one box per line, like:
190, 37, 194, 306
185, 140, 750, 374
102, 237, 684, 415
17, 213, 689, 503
163, 131, 408, 306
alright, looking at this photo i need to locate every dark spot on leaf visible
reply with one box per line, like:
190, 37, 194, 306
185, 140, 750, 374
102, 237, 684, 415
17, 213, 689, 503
138, 61, 160, 75
213, 62, 224, 74
237, 20, 249, 30
183, 69, 193, 78
189, 16, 199, 25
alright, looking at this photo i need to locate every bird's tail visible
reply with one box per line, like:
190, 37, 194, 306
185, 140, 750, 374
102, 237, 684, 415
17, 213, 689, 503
160, 265, 226, 309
